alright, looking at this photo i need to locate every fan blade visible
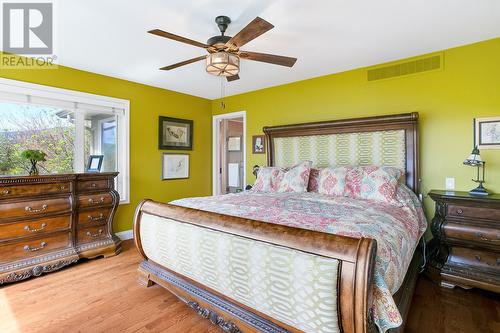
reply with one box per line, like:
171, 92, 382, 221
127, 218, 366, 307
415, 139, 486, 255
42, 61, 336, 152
160, 55, 207, 71
227, 74, 240, 82
225, 17, 274, 49
148, 29, 209, 49
239, 51, 297, 67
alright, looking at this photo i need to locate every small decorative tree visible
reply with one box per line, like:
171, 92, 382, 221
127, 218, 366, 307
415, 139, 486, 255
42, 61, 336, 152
20, 150, 46, 176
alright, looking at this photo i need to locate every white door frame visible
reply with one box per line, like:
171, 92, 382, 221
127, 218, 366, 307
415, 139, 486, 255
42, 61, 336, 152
212, 111, 246, 195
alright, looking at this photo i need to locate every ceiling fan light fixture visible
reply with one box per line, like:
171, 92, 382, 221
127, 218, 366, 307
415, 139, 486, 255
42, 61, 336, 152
206, 52, 239, 77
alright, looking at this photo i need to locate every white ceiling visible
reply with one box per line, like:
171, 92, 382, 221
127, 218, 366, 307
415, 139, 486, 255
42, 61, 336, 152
50, 0, 500, 99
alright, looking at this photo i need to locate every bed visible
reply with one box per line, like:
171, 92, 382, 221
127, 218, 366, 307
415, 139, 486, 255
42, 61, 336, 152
133, 112, 426, 333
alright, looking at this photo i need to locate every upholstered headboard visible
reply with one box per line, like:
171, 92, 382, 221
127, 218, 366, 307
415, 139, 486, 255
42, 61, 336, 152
263, 112, 420, 193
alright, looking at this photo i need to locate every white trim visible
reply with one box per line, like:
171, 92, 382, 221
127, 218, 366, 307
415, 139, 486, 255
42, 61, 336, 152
115, 229, 133, 240
0, 77, 130, 109
0, 77, 130, 204
212, 111, 246, 195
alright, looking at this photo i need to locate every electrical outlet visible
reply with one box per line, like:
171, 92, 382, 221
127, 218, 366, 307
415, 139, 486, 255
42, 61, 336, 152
445, 177, 455, 190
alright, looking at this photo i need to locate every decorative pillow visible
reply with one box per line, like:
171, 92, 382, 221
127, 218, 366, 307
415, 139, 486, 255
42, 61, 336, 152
318, 167, 348, 196
278, 161, 312, 193
344, 166, 404, 203
307, 168, 321, 192
252, 167, 283, 192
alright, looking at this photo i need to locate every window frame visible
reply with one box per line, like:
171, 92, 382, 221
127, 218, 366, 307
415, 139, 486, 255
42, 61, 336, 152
0, 77, 130, 204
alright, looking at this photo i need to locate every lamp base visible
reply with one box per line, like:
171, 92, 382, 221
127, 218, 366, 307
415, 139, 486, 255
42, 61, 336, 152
469, 185, 489, 196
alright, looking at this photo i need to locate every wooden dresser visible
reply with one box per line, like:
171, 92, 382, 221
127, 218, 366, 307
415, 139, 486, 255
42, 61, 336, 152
428, 190, 500, 293
0, 173, 122, 284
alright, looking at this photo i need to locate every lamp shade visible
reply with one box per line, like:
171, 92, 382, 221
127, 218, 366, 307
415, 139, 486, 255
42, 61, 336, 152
463, 146, 482, 166
206, 52, 240, 77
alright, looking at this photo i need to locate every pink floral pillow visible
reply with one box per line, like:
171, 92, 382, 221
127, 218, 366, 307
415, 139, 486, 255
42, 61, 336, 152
344, 166, 404, 203
253, 161, 312, 193
252, 167, 283, 192
307, 168, 321, 192
318, 166, 348, 196
278, 161, 312, 193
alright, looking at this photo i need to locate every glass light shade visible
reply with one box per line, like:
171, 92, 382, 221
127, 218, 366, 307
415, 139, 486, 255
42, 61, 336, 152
463, 147, 482, 166
206, 52, 239, 77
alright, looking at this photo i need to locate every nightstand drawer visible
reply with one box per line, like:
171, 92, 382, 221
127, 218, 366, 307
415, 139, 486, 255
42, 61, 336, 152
449, 247, 500, 271
448, 204, 500, 221
0, 215, 71, 241
77, 208, 112, 225
445, 222, 500, 246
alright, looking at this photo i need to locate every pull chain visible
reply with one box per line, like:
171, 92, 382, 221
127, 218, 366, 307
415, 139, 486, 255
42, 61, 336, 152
220, 76, 226, 110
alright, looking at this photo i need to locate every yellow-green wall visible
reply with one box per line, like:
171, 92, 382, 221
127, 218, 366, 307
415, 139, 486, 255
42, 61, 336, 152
212, 38, 500, 216
1, 59, 212, 232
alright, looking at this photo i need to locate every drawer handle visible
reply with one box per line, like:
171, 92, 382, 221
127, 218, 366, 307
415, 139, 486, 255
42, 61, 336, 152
475, 232, 499, 242
88, 213, 104, 222
456, 209, 463, 215
86, 229, 103, 238
91, 183, 97, 188
1, 189, 10, 195
24, 223, 47, 232
60, 185, 66, 190
25, 204, 48, 213
24, 241, 47, 252
88, 197, 105, 205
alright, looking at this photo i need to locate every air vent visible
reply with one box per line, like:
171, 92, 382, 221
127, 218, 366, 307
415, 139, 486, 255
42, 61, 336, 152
367, 54, 442, 81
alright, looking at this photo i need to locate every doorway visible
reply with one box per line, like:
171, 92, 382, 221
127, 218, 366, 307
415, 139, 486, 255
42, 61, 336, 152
212, 111, 246, 195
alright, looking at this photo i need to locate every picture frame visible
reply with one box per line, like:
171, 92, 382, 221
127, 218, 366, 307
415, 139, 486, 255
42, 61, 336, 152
162, 153, 189, 180
86, 155, 103, 172
159, 116, 193, 150
475, 117, 500, 149
252, 135, 265, 154
227, 136, 241, 152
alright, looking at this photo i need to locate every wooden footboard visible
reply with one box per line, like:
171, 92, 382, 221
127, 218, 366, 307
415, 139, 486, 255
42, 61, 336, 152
134, 199, 377, 333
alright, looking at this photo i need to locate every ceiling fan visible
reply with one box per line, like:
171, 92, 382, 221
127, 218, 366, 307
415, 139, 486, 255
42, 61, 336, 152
148, 15, 297, 82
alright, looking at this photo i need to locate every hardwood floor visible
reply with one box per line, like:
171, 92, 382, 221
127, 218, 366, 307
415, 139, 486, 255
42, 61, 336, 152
0, 240, 498, 333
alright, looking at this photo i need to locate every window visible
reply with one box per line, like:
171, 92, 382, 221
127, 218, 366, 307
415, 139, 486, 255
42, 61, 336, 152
0, 78, 130, 203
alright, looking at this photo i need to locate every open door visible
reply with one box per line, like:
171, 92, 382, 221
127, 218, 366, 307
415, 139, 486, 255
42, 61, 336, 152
213, 112, 246, 195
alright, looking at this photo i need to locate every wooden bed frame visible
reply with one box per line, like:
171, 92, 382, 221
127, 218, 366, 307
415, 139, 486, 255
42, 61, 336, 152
134, 112, 421, 333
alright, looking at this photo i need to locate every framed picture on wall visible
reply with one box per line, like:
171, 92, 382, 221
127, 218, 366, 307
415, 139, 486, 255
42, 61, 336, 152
475, 117, 500, 149
227, 136, 241, 151
159, 116, 193, 150
252, 135, 265, 154
162, 153, 189, 180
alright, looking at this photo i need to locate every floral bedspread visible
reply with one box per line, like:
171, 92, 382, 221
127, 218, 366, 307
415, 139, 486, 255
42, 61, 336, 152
171, 187, 427, 332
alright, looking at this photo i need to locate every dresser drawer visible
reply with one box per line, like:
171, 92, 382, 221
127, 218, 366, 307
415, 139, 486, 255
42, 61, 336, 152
448, 204, 500, 221
77, 225, 108, 243
78, 193, 113, 208
0, 182, 71, 199
449, 247, 500, 271
77, 208, 112, 225
0, 215, 71, 241
77, 180, 110, 192
445, 222, 500, 247
0, 197, 72, 221
0, 232, 71, 263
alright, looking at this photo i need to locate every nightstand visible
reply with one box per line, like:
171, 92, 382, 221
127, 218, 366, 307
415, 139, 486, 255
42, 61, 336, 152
427, 190, 500, 293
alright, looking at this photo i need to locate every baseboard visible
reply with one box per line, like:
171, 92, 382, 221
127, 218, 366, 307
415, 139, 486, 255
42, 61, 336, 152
115, 229, 133, 240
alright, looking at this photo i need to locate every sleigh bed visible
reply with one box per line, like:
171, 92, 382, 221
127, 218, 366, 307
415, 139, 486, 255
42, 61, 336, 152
133, 112, 425, 333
